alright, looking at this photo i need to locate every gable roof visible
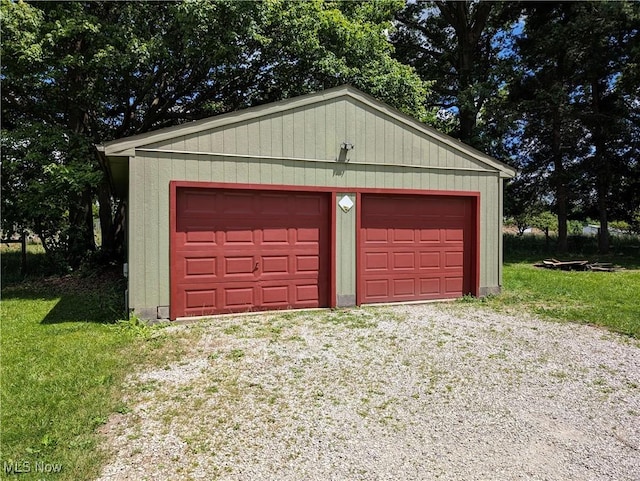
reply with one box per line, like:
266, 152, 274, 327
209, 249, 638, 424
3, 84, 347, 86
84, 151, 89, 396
97, 85, 516, 178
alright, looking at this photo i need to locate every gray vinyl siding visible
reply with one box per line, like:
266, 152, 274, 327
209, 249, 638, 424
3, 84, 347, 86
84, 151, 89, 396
127, 151, 502, 312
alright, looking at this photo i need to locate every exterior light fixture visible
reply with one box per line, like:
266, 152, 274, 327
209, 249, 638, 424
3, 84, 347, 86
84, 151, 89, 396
337, 141, 354, 162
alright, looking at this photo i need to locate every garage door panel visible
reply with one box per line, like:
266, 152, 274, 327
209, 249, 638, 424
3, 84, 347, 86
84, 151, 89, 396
364, 228, 388, 243
420, 252, 441, 269
296, 255, 319, 272
445, 251, 464, 268
293, 196, 325, 216
296, 227, 320, 243
223, 229, 255, 244
184, 230, 217, 244
225, 287, 254, 307
263, 228, 289, 243
419, 229, 441, 243
364, 252, 388, 271
223, 193, 254, 214
393, 252, 415, 269
420, 278, 441, 295
224, 256, 256, 276
262, 256, 288, 273
259, 194, 290, 214
183, 191, 217, 213
392, 229, 415, 243
365, 279, 389, 299
444, 228, 464, 242
262, 285, 289, 305
184, 257, 217, 277
173, 188, 329, 317
393, 278, 415, 296
296, 284, 319, 302
185, 289, 217, 310
445, 277, 463, 294
360, 194, 473, 304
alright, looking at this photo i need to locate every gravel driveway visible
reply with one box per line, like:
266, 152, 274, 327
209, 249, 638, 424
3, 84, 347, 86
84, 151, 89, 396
97, 304, 640, 481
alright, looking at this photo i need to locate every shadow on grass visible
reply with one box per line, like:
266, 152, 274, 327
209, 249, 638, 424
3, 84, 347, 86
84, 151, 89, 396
1, 248, 63, 284
41, 291, 125, 324
1, 271, 127, 324
504, 233, 640, 269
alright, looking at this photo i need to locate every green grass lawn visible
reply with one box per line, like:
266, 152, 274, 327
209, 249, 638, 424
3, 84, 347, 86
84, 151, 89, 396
474, 262, 640, 338
465, 234, 640, 338
1, 236, 638, 479
0, 271, 155, 481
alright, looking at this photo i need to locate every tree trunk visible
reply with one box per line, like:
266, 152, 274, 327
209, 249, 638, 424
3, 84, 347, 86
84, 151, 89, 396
98, 179, 114, 254
65, 38, 98, 267
552, 110, 568, 253
458, 93, 476, 144
591, 79, 610, 254
436, 1, 492, 146
597, 183, 610, 254
67, 187, 95, 268
457, 27, 475, 143
555, 181, 568, 253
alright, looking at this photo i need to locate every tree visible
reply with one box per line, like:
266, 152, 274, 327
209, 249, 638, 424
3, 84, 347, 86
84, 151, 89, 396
235, 0, 432, 121
507, 2, 589, 253
508, 1, 640, 254
567, 1, 640, 253
531, 211, 558, 249
504, 174, 545, 236
392, 0, 521, 146
1, 0, 100, 263
1, 125, 100, 259
2, 0, 430, 268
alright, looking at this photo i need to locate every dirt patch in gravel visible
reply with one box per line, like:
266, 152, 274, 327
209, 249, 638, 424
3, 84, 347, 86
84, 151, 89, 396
96, 304, 640, 481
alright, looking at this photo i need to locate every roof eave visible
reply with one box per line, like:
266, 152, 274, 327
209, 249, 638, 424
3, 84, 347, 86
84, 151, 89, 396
97, 85, 517, 177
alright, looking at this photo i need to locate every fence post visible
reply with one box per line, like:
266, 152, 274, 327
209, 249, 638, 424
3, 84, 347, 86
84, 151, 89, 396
20, 232, 27, 275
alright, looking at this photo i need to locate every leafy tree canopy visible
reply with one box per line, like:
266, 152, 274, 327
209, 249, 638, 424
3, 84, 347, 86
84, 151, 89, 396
1, 0, 430, 267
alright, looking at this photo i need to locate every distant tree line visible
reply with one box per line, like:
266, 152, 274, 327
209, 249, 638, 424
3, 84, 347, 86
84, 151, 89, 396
2, 0, 638, 270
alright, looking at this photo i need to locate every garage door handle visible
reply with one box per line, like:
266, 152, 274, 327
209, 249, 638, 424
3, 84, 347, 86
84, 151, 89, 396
253, 262, 259, 272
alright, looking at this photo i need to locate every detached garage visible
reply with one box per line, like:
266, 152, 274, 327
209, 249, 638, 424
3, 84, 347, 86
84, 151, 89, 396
98, 86, 516, 320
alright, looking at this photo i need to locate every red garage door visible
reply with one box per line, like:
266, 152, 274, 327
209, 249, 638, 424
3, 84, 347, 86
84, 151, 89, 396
172, 188, 330, 318
359, 194, 475, 304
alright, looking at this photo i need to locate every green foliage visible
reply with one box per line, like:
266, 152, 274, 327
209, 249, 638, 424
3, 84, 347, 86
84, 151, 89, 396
531, 211, 558, 237
1, 0, 431, 270
568, 220, 584, 236
392, 1, 521, 146
4, 0, 637, 267
503, 233, 640, 268
506, 1, 640, 253
1, 125, 100, 256
0, 243, 68, 284
609, 220, 632, 235
632, 211, 640, 235
252, 0, 431, 120
0, 0, 43, 64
